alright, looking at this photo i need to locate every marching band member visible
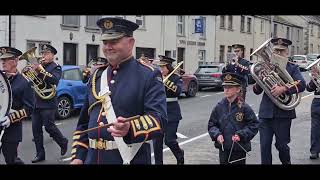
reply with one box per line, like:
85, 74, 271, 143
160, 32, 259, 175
0, 47, 35, 164
306, 55, 320, 160
31, 44, 68, 163
153, 55, 184, 165
208, 72, 258, 164
253, 38, 306, 164
70, 17, 167, 164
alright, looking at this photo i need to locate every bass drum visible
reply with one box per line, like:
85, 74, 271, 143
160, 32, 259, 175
0, 70, 12, 119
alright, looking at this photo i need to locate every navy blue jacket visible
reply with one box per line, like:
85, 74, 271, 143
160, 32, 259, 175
165, 73, 183, 122
35, 61, 61, 109
71, 57, 167, 164
2, 73, 35, 142
208, 97, 259, 152
253, 63, 306, 119
306, 79, 320, 118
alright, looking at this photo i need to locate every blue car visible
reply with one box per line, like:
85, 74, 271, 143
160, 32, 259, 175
56, 65, 87, 119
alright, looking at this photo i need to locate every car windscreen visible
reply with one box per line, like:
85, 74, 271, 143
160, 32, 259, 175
307, 55, 319, 61
195, 66, 221, 74
63, 69, 82, 81
292, 56, 306, 61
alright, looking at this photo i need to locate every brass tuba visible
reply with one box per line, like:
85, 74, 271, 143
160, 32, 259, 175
19, 47, 56, 100
306, 57, 320, 91
250, 38, 301, 110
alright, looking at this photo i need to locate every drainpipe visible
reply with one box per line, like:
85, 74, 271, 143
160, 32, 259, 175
9, 15, 11, 46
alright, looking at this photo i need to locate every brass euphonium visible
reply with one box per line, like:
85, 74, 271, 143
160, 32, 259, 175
306, 57, 320, 91
250, 38, 301, 110
19, 47, 56, 100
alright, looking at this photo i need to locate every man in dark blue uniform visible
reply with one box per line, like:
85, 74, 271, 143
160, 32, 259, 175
208, 72, 259, 164
253, 37, 306, 164
31, 44, 68, 163
152, 55, 184, 165
223, 44, 250, 101
70, 17, 167, 164
0, 47, 35, 164
306, 55, 320, 159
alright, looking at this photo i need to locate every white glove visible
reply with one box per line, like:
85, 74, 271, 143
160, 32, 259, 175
0, 116, 11, 128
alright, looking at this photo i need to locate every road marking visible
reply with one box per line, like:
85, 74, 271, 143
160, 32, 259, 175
200, 95, 211, 98
255, 113, 259, 117
301, 93, 313, 99
55, 123, 62, 126
176, 132, 188, 139
61, 157, 72, 162
249, 104, 254, 107
152, 132, 209, 156
216, 92, 224, 95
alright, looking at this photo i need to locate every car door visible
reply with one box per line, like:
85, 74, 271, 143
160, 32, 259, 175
61, 68, 87, 106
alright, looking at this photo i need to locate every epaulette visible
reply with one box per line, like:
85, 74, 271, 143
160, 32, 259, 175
138, 59, 154, 71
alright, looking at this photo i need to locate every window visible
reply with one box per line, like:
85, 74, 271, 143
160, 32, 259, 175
273, 24, 278, 37
286, 27, 290, 39
86, 44, 99, 65
247, 17, 251, 33
165, 50, 171, 58
297, 29, 300, 42
227, 46, 232, 53
177, 16, 185, 36
198, 50, 206, 61
220, 16, 225, 28
136, 47, 155, 59
219, 45, 225, 63
228, 16, 233, 30
86, 16, 101, 29
310, 43, 314, 53
63, 43, 77, 65
291, 46, 295, 56
136, 15, 145, 29
297, 46, 299, 54
62, 16, 80, 27
240, 16, 245, 32
63, 69, 82, 81
311, 24, 314, 36
260, 20, 264, 33
200, 17, 206, 38
26, 40, 51, 56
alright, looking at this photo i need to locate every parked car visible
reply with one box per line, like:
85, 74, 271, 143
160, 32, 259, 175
179, 69, 199, 97
307, 54, 320, 64
151, 60, 198, 97
194, 63, 224, 90
290, 55, 308, 71
56, 65, 88, 119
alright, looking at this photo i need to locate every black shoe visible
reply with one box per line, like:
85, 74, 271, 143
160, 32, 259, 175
61, 139, 68, 156
31, 155, 45, 163
14, 157, 25, 165
310, 153, 319, 160
177, 149, 184, 165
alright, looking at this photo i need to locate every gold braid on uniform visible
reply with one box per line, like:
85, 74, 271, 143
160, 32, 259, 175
71, 131, 89, 160
164, 79, 178, 92
129, 114, 161, 142
287, 80, 301, 93
8, 109, 28, 123
87, 69, 105, 114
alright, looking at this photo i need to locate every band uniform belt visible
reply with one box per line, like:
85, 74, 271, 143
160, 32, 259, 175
89, 138, 118, 150
166, 97, 178, 102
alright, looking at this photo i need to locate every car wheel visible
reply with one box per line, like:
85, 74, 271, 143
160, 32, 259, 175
56, 96, 72, 119
185, 81, 198, 97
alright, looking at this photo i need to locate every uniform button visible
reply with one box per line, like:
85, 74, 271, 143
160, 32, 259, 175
110, 80, 115, 84
113, 70, 117, 75
99, 122, 104, 126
